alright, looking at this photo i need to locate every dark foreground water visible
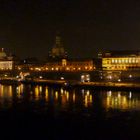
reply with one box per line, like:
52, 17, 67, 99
0, 84, 140, 140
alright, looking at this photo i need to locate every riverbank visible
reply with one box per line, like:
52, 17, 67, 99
0, 78, 140, 90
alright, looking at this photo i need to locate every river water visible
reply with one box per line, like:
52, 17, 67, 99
0, 84, 140, 140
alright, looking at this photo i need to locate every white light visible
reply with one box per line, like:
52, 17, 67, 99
60, 77, 64, 80
129, 91, 132, 99
39, 76, 43, 79
118, 79, 121, 82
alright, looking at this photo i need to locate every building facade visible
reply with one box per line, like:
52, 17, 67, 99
44, 59, 95, 72
102, 51, 140, 71
0, 48, 14, 70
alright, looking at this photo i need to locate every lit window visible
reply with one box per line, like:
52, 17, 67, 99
112, 59, 114, 63
85, 66, 88, 69
119, 59, 121, 63
78, 67, 81, 70
132, 59, 135, 63
66, 67, 70, 70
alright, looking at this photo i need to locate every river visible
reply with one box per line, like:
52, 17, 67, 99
0, 84, 140, 140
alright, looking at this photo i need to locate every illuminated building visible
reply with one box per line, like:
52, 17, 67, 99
16, 57, 44, 71
48, 33, 67, 60
44, 58, 95, 72
0, 48, 14, 70
101, 51, 140, 71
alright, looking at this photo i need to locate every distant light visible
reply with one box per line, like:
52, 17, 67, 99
16, 76, 19, 78
24, 60, 26, 63
118, 79, 121, 82
107, 91, 112, 96
39, 76, 43, 79
60, 77, 64, 80
129, 91, 132, 99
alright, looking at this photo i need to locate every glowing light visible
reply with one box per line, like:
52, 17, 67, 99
107, 91, 112, 97
39, 86, 42, 93
35, 86, 39, 100
60, 77, 64, 80
66, 67, 70, 70
60, 88, 64, 94
129, 91, 132, 99
55, 91, 58, 100
45, 87, 49, 101
73, 93, 75, 102
118, 79, 121, 82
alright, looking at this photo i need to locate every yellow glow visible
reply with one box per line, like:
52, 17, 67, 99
78, 67, 81, 70
60, 88, 64, 94
90, 95, 92, 103
85, 95, 88, 107
9, 86, 12, 97
35, 86, 39, 100
62, 59, 67, 66
73, 93, 75, 102
89, 66, 92, 70
39, 86, 42, 93
66, 67, 70, 70
45, 87, 49, 101
103, 57, 140, 70
66, 91, 69, 101
73, 67, 76, 70
55, 91, 58, 100
86, 90, 90, 96
85, 66, 88, 69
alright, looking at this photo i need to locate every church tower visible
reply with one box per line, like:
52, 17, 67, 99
49, 33, 67, 60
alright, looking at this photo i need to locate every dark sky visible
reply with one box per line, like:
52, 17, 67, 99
0, 0, 140, 59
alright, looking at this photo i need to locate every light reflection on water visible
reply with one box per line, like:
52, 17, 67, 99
101, 90, 140, 110
0, 84, 140, 112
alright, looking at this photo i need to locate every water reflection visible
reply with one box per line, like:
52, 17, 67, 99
0, 85, 13, 108
102, 91, 140, 110
0, 84, 140, 112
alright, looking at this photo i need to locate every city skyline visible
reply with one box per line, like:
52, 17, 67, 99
0, 0, 140, 59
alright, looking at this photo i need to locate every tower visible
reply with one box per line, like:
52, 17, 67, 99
49, 33, 67, 60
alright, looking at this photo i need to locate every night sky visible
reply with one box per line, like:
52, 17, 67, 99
0, 0, 140, 59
